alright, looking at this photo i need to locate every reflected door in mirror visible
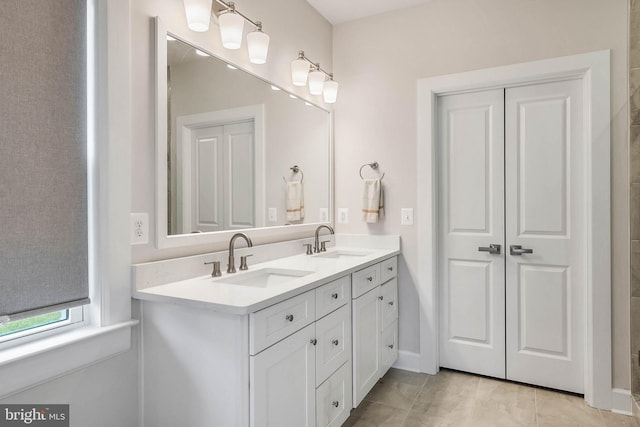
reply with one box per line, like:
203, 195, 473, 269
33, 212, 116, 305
176, 119, 255, 234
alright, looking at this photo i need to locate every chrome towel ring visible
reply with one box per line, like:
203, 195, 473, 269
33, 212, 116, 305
283, 165, 304, 183
359, 161, 385, 180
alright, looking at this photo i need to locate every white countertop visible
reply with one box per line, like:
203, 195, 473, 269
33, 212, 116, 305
134, 246, 399, 315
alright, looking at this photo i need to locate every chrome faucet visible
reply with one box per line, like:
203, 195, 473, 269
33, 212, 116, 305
314, 225, 334, 253
227, 232, 253, 273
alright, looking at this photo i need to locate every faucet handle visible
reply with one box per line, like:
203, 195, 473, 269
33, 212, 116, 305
204, 261, 222, 277
303, 243, 313, 255
239, 254, 253, 271
320, 240, 331, 252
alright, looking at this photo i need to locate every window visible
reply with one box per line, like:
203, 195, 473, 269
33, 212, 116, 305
0, 0, 89, 331
0, 307, 84, 346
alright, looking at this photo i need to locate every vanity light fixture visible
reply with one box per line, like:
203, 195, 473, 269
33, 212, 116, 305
183, 0, 213, 32
290, 51, 338, 103
183, 0, 270, 64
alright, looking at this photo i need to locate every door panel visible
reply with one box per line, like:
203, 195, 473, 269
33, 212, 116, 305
438, 89, 505, 379
225, 121, 255, 230
505, 79, 584, 393
190, 126, 223, 233
448, 260, 491, 344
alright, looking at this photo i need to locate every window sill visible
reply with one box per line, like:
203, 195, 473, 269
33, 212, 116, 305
0, 320, 138, 398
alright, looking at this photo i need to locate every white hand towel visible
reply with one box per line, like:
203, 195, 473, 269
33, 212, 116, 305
362, 179, 384, 223
286, 181, 305, 221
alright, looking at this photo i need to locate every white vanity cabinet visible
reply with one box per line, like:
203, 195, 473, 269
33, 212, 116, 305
250, 275, 353, 427
352, 256, 398, 407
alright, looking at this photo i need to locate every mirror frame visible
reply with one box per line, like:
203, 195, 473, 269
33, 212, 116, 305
154, 17, 334, 249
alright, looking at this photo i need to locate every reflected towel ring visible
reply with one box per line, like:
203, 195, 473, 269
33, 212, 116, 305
283, 165, 304, 183
359, 162, 385, 180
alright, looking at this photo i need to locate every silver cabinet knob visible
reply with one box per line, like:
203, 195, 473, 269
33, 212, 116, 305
310, 339, 317, 345
286, 314, 294, 322
388, 301, 394, 306
332, 401, 339, 408
332, 339, 339, 346
378, 296, 384, 301
366, 276, 373, 282
387, 266, 393, 271
388, 344, 394, 349
331, 292, 339, 299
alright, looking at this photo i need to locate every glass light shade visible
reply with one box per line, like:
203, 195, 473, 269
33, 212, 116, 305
183, 0, 212, 32
247, 30, 270, 64
219, 11, 244, 49
291, 59, 310, 86
308, 69, 325, 95
323, 80, 339, 103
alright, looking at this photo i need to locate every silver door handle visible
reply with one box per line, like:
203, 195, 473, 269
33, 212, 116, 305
478, 244, 501, 255
510, 245, 533, 256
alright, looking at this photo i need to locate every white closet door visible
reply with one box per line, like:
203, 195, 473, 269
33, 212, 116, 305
438, 89, 506, 379
189, 126, 224, 233
505, 80, 585, 393
224, 120, 255, 230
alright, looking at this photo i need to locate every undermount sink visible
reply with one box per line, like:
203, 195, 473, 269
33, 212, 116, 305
314, 250, 373, 260
215, 268, 314, 288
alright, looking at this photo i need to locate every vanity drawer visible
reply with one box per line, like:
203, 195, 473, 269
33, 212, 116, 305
380, 320, 398, 375
379, 257, 398, 283
352, 264, 381, 299
316, 276, 351, 319
316, 361, 352, 427
250, 290, 316, 355
380, 278, 398, 330
316, 304, 351, 386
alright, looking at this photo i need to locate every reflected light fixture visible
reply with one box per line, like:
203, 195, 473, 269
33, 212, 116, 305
195, 49, 208, 56
290, 51, 339, 103
183, 0, 270, 64
183, 0, 213, 32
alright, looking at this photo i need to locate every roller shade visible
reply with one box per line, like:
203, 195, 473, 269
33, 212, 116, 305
0, 0, 89, 320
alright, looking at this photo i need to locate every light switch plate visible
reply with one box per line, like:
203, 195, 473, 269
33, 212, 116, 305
268, 208, 277, 222
401, 208, 414, 225
338, 208, 349, 224
319, 208, 329, 222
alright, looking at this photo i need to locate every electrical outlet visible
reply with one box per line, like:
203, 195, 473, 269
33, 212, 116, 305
401, 208, 414, 225
338, 208, 349, 224
319, 208, 329, 222
130, 213, 149, 245
268, 208, 277, 222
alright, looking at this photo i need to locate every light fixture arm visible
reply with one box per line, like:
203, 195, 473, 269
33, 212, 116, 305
215, 0, 262, 29
296, 50, 334, 80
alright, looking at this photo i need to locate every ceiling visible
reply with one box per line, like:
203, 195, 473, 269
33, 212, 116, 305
305, 0, 433, 25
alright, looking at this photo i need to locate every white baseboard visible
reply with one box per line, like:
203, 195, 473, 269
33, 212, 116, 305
392, 350, 421, 373
611, 388, 632, 415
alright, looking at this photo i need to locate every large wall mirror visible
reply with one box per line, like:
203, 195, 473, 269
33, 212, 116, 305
155, 18, 333, 248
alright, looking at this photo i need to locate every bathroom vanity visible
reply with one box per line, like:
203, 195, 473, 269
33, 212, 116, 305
134, 235, 399, 427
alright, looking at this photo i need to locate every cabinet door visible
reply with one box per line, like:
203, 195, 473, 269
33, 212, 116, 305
316, 304, 351, 385
251, 324, 316, 427
352, 287, 381, 407
380, 278, 398, 330
316, 361, 352, 427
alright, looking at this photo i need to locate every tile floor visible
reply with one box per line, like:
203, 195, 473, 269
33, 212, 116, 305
344, 368, 639, 427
